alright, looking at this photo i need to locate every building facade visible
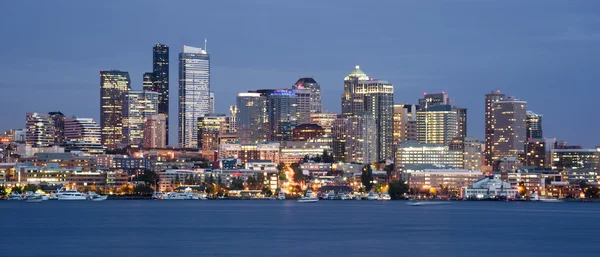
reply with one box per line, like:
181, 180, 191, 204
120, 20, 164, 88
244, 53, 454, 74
393, 104, 418, 143
63, 117, 103, 153
484, 90, 505, 166
416, 105, 458, 145
25, 112, 54, 147
236, 92, 268, 144
524, 138, 555, 168
293, 77, 322, 124
395, 142, 463, 172
551, 149, 599, 171
153, 44, 170, 145
122, 91, 159, 146
178, 45, 210, 148
48, 111, 66, 145
492, 96, 527, 162
100, 70, 131, 150
143, 114, 167, 149
267, 89, 298, 141
526, 111, 543, 140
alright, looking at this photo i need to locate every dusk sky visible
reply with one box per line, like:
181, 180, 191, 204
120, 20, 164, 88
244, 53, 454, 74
1, 0, 600, 146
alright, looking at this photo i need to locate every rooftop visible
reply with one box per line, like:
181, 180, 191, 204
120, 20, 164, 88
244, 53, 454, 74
344, 65, 370, 81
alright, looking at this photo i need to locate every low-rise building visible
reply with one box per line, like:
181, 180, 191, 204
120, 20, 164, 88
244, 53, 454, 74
280, 141, 331, 166
462, 176, 519, 199
407, 168, 483, 194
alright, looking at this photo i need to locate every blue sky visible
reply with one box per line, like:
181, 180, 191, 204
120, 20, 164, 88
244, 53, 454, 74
1, 0, 600, 146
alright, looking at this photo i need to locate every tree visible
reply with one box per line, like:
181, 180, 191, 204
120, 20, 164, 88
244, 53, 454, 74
291, 163, 304, 182
322, 150, 334, 163
0, 186, 7, 196
11, 185, 23, 194
384, 164, 394, 182
388, 180, 409, 200
23, 184, 38, 192
117, 184, 134, 195
262, 187, 273, 197
276, 162, 286, 173
229, 177, 244, 190
585, 185, 600, 198
439, 184, 450, 197
361, 164, 374, 192
134, 184, 154, 195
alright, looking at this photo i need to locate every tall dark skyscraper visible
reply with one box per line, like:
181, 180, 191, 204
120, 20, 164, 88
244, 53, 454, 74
484, 90, 505, 166
526, 111, 543, 139
152, 44, 169, 145
48, 111, 66, 144
100, 70, 131, 150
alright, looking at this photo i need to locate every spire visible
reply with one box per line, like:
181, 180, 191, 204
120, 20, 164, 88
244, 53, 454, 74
204, 39, 207, 52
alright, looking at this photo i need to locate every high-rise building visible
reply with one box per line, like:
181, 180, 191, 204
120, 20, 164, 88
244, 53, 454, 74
293, 77, 322, 124
484, 90, 505, 166
25, 112, 54, 147
416, 105, 458, 145
122, 91, 159, 146
143, 114, 167, 149
491, 96, 527, 162
142, 72, 154, 92
310, 112, 337, 136
418, 92, 451, 111
551, 148, 599, 171
453, 107, 467, 139
48, 111, 66, 145
228, 105, 238, 134
63, 117, 103, 153
524, 138, 555, 168
393, 104, 418, 143
152, 44, 169, 145
332, 115, 348, 162
100, 70, 131, 150
267, 89, 298, 141
198, 114, 227, 161
526, 111, 543, 140
178, 45, 210, 148
344, 113, 377, 164
236, 92, 268, 144
342, 66, 394, 161
463, 137, 483, 171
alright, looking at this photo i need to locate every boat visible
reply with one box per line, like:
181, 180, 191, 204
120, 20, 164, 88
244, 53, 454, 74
152, 191, 164, 200
277, 192, 285, 200
531, 192, 563, 202
326, 191, 336, 200
381, 193, 391, 201
367, 192, 376, 201
26, 196, 43, 203
354, 194, 362, 200
406, 200, 451, 206
165, 192, 186, 200
87, 192, 108, 201
297, 190, 319, 203
8, 192, 23, 200
24, 191, 49, 201
337, 192, 346, 200
56, 188, 87, 200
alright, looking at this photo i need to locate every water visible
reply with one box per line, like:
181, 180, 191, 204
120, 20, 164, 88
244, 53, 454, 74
1, 200, 599, 257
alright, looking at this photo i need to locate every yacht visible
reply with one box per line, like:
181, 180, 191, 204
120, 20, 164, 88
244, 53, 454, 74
531, 192, 563, 202
327, 191, 336, 200
277, 192, 285, 200
25, 191, 49, 201
298, 190, 319, 203
354, 194, 362, 200
7, 192, 22, 200
26, 195, 43, 203
165, 192, 186, 200
337, 192, 346, 200
152, 192, 164, 200
367, 192, 376, 201
381, 193, 391, 201
87, 191, 108, 201
56, 188, 87, 200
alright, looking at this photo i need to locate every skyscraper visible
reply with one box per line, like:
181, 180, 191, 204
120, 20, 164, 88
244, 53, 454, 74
197, 114, 227, 161
526, 111, 543, 139
484, 90, 505, 166
48, 111, 66, 145
491, 96, 527, 162
342, 66, 394, 162
418, 92, 451, 111
293, 77, 322, 124
236, 92, 268, 144
122, 91, 159, 146
416, 105, 458, 145
25, 112, 54, 147
393, 104, 418, 143
143, 114, 167, 149
178, 45, 210, 148
453, 107, 467, 139
267, 89, 298, 141
152, 44, 169, 145
63, 117, 103, 153
142, 72, 154, 92
100, 70, 131, 150
344, 113, 377, 164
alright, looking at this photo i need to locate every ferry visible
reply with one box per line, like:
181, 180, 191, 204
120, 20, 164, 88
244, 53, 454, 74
298, 190, 319, 203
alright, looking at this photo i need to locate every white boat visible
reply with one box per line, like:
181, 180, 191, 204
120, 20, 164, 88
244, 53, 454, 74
87, 192, 108, 201
152, 191, 164, 200
354, 194, 362, 200
531, 192, 563, 202
26, 196, 43, 203
381, 193, 391, 201
298, 190, 319, 203
278, 192, 285, 200
56, 188, 87, 201
406, 200, 450, 206
8, 192, 22, 200
165, 192, 186, 200
367, 192, 376, 201
24, 191, 49, 201
337, 192, 346, 200
327, 191, 336, 200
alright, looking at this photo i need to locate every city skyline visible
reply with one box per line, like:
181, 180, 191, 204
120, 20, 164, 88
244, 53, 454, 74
2, 1, 600, 146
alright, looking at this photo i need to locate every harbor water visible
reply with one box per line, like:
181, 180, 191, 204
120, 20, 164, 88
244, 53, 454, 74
1, 200, 599, 257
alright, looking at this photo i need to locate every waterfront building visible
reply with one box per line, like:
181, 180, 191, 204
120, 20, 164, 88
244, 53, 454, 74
494, 157, 523, 172
122, 90, 159, 146
25, 112, 55, 147
341, 66, 394, 161
462, 176, 519, 199
143, 114, 167, 149
178, 45, 210, 148
395, 142, 463, 172
551, 148, 599, 171
11, 163, 127, 187
218, 142, 280, 165
524, 138, 555, 168
63, 117, 103, 154
112, 157, 150, 174
491, 96, 527, 162
267, 89, 298, 141
158, 169, 207, 192
393, 104, 418, 143
48, 111, 66, 145
292, 124, 325, 141
293, 77, 322, 120
152, 44, 170, 145
310, 112, 337, 136
484, 90, 505, 166
300, 162, 332, 177
416, 104, 458, 145
406, 168, 483, 194
100, 70, 131, 150
280, 141, 332, 166
236, 92, 268, 144
34, 152, 96, 172
526, 111, 543, 139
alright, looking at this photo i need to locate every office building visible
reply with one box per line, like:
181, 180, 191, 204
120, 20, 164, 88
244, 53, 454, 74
236, 92, 268, 144
218, 142, 280, 165
491, 96, 527, 162
393, 104, 418, 143
418, 92, 451, 111
551, 148, 599, 171
524, 138, 555, 168
293, 77, 322, 124
395, 142, 463, 172
100, 70, 131, 150
463, 137, 483, 171
267, 89, 298, 141
178, 44, 210, 148
341, 66, 394, 161
484, 90, 505, 166
25, 112, 54, 147
416, 105, 458, 145
280, 141, 332, 165
310, 112, 336, 136
63, 117, 103, 153
453, 107, 467, 139
122, 91, 159, 146
197, 114, 228, 161
292, 124, 325, 141
152, 44, 170, 145
142, 72, 153, 92
209, 92, 215, 114
344, 114, 377, 164
143, 114, 167, 149
48, 111, 65, 145
332, 115, 348, 162
526, 111, 543, 139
